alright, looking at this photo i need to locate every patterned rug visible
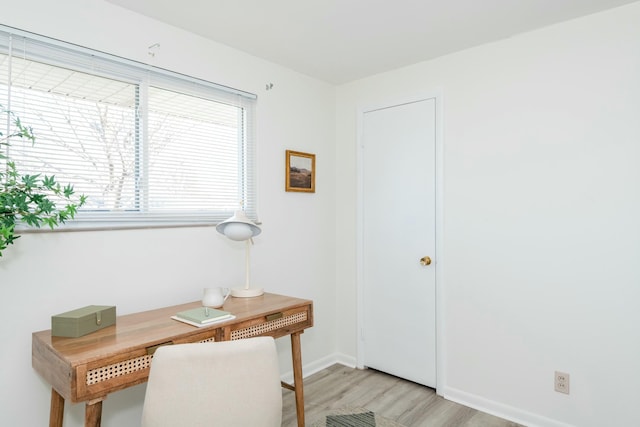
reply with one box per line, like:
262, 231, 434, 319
309, 406, 406, 427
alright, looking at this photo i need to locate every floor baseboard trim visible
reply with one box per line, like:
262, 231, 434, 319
442, 386, 573, 427
281, 353, 355, 384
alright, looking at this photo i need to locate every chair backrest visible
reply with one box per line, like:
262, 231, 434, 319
141, 336, 282, 427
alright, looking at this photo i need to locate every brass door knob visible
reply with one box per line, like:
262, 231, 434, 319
420, 256, 432, 266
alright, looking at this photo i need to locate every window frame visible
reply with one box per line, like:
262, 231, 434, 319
0, 25, 258, 231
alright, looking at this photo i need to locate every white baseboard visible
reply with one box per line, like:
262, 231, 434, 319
280, 352, 356, 384
442, 386, 574, 427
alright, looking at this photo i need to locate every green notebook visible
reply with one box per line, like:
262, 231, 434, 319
175, 306, 232, 324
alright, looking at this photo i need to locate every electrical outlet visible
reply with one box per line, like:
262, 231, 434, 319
554, 371, 570, 394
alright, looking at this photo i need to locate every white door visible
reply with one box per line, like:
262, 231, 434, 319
361, 97, 437, 387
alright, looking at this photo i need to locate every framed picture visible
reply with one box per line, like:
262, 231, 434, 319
286, 150, 315, 193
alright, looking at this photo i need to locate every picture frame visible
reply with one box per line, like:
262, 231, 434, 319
286, 150, 315, 193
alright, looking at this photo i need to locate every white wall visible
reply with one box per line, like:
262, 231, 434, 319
336, 3, 640, 427
0, 1, 336, 426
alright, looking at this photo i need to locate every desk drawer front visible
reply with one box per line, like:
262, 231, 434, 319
86, 354, 152, 386
230, 307, 309, 340
85, 337, 215, 387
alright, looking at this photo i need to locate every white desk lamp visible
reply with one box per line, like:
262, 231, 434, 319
216, 209, 263, 297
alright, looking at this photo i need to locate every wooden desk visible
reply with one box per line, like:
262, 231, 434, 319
32, 293, 313, 427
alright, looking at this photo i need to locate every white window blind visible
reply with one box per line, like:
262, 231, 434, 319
0, 25, 257, 228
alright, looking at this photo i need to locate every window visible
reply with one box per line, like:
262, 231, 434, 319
0, 26, 257, 229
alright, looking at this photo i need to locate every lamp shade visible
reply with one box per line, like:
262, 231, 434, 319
216, 210, 261, 241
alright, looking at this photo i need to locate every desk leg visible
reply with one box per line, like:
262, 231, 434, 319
49, 389, 64, 427
85, 397, 104, 427
291, 331, 305, 427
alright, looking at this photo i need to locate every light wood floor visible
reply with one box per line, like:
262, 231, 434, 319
282, 364, 524, 427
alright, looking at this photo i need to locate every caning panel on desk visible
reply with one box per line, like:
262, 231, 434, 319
86, 354, 152, 385
231, 311, 307, 340
85, 336, 216, 385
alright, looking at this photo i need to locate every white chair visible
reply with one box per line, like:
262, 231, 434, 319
141, 336, 282, 427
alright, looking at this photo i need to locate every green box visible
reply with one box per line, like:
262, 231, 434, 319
51, 305, 116, 338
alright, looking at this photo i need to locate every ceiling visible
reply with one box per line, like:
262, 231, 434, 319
105, 0, 638, 84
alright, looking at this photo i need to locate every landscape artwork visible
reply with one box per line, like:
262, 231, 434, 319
286, 150, 315, 193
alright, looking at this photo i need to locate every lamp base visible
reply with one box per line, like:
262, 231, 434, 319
230, 287, 264, 298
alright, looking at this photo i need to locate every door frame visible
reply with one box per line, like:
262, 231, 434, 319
355, 91, 445, 394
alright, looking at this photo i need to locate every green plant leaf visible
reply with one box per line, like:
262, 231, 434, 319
63, 184, 75, 198
43, 216, 58, 229
42, 175, 56, 189
64, 204, 77, 218
21, 213, 42, 228
36, 198, 56, 214
21, 174, 41, 189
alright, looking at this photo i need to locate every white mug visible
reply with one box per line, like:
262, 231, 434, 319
202, 287, 230, 308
